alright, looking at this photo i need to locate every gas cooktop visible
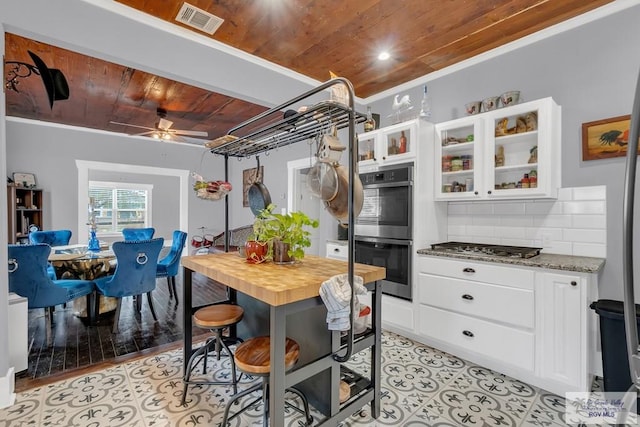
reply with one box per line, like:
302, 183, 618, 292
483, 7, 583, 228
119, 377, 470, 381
430, 242, 542, 259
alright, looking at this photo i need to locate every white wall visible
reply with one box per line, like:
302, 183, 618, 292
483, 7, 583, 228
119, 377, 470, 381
368, 3, 640, 301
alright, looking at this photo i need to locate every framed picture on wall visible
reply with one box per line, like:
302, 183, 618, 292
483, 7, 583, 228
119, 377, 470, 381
243, 166, 263, 207
582, 114, 639, 161
12, 172, 37, 188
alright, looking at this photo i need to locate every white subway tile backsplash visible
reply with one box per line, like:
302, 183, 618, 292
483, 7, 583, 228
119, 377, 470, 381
573, 243, 607, 258
572, 215, 606, 229
557, 187, 573, 201
563, 228, 606, 244
525, 201, 563, 215
444, 186, 607, 257
500, 215, 534, 227
448, 225, 467, 236
467, 225, 495, 237
541, 241, 573, 255
498, 227, 526, 239
469, 203, 494, 215
493, 202, 526, 215
573, 186, 606, 201
448, 203, 469, 215
532, 214, 572, 228
563, 201, 605, 215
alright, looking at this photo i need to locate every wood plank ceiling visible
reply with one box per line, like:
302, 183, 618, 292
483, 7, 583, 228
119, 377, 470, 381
4, 0, 613, 145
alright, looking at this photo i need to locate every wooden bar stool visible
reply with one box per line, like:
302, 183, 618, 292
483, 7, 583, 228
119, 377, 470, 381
181, 304, 244, 405
221, 336, 313, 426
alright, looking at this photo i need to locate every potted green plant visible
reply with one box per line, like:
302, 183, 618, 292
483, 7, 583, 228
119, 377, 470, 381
249, 204, 319, 264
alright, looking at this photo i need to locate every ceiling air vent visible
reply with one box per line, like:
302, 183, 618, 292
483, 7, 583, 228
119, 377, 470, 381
175, 2, 224, 35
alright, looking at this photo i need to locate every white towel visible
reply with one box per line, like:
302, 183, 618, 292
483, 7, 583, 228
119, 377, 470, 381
319, 274, 367, 331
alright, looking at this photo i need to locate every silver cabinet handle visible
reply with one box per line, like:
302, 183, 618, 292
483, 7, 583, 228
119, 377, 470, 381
462, 330, 474, 337
462, 267, 475, 273
462, 294, 474, 300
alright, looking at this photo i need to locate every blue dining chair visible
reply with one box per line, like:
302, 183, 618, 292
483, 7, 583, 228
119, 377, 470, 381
30, 229, 73, 280
8, 244, 95, 346
29, 229, 72, 246
156, 230, 188, 305
93, 238, 163, 333
122, 227, 155, 241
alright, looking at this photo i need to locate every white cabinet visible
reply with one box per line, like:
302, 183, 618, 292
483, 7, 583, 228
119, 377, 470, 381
416, 255, 598, 396
536, 272, 591, 392
358, 120, 417, 168
8, 293, 28, 373
435, 97, 561, 200
326, 241, 348, 260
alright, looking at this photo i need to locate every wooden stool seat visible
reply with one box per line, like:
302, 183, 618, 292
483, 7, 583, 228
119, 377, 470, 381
234, 336, 299, 375
221, 335, 312, 426
194, 304, 244, 328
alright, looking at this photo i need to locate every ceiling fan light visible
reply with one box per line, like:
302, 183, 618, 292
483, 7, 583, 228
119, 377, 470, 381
162, 133, 172, 140
152, 133, 160, 139
378, 51, 391, 61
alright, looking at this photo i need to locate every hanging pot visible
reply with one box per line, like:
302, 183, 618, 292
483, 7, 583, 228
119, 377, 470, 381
324, 164, 364, 224
248, 156, 272, 217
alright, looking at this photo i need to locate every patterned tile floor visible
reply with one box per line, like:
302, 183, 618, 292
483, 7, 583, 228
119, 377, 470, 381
1, 331, 609, 426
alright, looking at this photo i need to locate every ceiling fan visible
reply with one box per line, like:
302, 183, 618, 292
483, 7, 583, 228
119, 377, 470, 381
110, 107, 208, 141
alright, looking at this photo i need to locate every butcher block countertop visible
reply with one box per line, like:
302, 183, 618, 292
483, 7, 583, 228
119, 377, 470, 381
181, 252, 386, 306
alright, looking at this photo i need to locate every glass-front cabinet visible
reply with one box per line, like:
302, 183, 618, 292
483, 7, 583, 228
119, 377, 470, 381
435, 97, 561, 200
435, 117, 483, 200
358, 120, 417, 168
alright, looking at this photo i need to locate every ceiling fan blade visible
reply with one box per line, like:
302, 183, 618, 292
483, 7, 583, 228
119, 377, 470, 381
133, 131, 157, 136
109, 121, 156, 131
171, 129, 209, 137
158, 117, 173, 130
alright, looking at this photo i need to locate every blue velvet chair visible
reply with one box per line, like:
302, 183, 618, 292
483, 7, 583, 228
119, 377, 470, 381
8, 244, 95, 346
29, 229, 72, 246
156, 230, 188, 305
93, 238, 164, 333
29, 229, 73, 280
122, 227, 155, 241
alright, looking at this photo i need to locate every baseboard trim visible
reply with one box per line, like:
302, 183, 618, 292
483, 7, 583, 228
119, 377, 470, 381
0, 367, 16, 409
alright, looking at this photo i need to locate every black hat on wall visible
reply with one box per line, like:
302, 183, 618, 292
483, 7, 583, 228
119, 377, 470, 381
27, 50, 69, 108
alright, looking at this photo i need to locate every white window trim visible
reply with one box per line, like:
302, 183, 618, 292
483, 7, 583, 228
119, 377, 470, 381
89, 180, 153, 236
76, 160, 189, 245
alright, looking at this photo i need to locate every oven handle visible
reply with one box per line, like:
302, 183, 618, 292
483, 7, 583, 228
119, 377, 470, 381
361, 180, 413, 190
355, 236, 413, 246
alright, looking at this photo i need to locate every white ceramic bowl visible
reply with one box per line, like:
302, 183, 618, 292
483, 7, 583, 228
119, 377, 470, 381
500, 91, 520, 107
465, 101, 482, 115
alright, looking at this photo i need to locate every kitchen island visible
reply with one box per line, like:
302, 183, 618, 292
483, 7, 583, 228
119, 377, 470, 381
181, 252, 386, 426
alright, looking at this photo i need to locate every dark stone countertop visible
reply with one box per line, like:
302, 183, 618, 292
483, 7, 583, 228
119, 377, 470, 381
416, 248, 605, 274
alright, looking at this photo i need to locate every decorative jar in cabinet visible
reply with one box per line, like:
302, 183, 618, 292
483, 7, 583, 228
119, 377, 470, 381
358, 119, 417, 168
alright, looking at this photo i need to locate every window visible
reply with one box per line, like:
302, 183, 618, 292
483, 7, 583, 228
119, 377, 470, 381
88, 181, 153, 235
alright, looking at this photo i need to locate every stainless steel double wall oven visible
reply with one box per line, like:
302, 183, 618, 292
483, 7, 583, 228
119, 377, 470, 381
355, 163, 413, 301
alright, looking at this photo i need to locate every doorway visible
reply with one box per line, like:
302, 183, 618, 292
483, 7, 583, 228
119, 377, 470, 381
287, 157, 323, 256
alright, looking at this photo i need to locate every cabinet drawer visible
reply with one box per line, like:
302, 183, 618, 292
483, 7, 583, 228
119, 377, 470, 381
326, 242, 348, 260
418, 256, 534, 290
418, 273, 534, 329
419, 305, 534, 370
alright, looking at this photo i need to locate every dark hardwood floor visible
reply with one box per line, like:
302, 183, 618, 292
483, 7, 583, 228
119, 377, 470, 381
17, 272, 227, 388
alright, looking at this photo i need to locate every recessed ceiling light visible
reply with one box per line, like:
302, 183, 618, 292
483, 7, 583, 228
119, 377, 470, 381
378, 51, 390, 61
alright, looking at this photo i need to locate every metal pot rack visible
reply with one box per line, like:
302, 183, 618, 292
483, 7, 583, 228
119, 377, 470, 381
209, 78, 379, 422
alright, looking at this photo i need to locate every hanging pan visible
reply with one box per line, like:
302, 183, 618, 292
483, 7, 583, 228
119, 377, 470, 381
248, 156, 272, 216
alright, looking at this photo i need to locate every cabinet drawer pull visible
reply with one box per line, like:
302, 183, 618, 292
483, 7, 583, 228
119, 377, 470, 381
334, 248, 340, 252
462, 330, 474, 338
461, 294, 474, 300
571, 281, 577, 286
462, 267, 475, 273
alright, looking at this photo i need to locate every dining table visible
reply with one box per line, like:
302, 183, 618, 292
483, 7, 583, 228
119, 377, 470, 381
181, 252, 386, 426
49, 244, 117, 317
